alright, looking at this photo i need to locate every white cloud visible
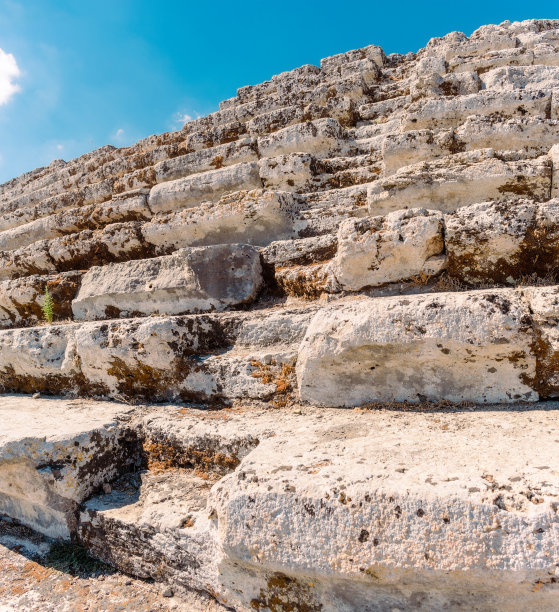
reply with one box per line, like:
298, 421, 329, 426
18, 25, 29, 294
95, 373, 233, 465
175, 112, 192, 124
173, 110, 202, 128
0, 48, 20, 105
112, 128, 128, 144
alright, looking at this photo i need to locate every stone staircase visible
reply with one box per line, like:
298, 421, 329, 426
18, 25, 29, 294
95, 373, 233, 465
1, 18, 559, 611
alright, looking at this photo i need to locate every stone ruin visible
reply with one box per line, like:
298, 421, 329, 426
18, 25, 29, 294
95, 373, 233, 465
0, 18, 559, 611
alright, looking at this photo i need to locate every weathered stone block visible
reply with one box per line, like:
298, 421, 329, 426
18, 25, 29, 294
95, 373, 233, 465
445, 199, 559, 284
327, 208, 445, 291
257, 118, 345, 159
258, 153, 318, 192
297, 290, 537, 406
368, 151, 551, 215
148, 161, 261, 214
0, 397, 138, 539
403, 91, 551, 131
0, 194, 151, 252
72, 244, 263, 321
0, 271, 82, 328
142, 189, 299, 250
153, 138, 258, 184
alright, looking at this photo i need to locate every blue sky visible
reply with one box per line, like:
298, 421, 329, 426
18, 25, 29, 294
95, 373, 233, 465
0, 0, 557, 183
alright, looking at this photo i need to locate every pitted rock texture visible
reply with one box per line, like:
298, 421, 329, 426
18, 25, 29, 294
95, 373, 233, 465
0, 396, 138, 539
2, 397, 558, 611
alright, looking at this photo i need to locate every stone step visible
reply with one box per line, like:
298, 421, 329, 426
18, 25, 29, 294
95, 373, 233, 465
2, 197, 559, 328
2, 397, 557, 609
381, 118, 559, 175
0, 395, 138, 539
402, 90, 551, 131
268, 197, 559, 298
368, 150, 551, 216
0, 143, 376, 253
1, 20, 558, 221
4, 86, 557, 246
0, 192, 151, 251
0, 190, 306, 282
0, 305, 314, 403
296, 287, 559, 406
71, 244, 263, 321
445, 198, 559, 284
2, 286, 559, 405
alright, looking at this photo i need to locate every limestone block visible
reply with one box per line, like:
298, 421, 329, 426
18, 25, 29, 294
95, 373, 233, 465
76, 403, 559, 610
0, 190, 85, 233
73, 308, 308, 403
0, 222, 152, 282
533, 43, 559, 66
0, 240, 58, 281
321, 44, 385, 71
0, 190, 301, 282
142, 189, 299, 250
480, 64, 559, 91
0, 304, 314, 403
47, 223, 149, 273
522, 285, 559, 397
0, 397, 138, 539
403, 90, 551, 131
445, 199, 559, 284
232, 95, 283, 124
153, 138, 257, 184
246, 106, 306, 136
338, 57, 382, 88
0, 194, 151, 252
0, 271, 82, 328
212, 407, 559, 611
100, 141, 186, 183
455, 116, 559, 154
424, 25, 518, 61
449, 47, 535, 74
272, 64, 322, 97
184, 120, 248, 151
410, 71, 480, 101
381, 129, 456, 175
72, 316, 221, 402
258, 153, 317, 192
368, 152, 551, 216
0, 324, 80, 394
414, 56, 448, 76
72, 244, 263, 321
327, 208, 445, 291
148, 161, 261, 214
257, 118, 345, 159
297, 290, 537, 406
261, 233, 338, 267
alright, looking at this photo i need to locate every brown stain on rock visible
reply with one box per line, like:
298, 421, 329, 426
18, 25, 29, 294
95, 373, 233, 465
250, 573, 323, 612
142, 438, 240, 479
522, 327, 559, 398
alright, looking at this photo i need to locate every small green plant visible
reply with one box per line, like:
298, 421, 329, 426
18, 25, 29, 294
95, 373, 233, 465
42, 286, 55, 323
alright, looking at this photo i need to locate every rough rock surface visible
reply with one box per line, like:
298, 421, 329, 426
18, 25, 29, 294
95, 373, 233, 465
1, 17, 559, 612
72, 244, 263, 320
1, 397, 559, 611
0, 396, 138, 539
